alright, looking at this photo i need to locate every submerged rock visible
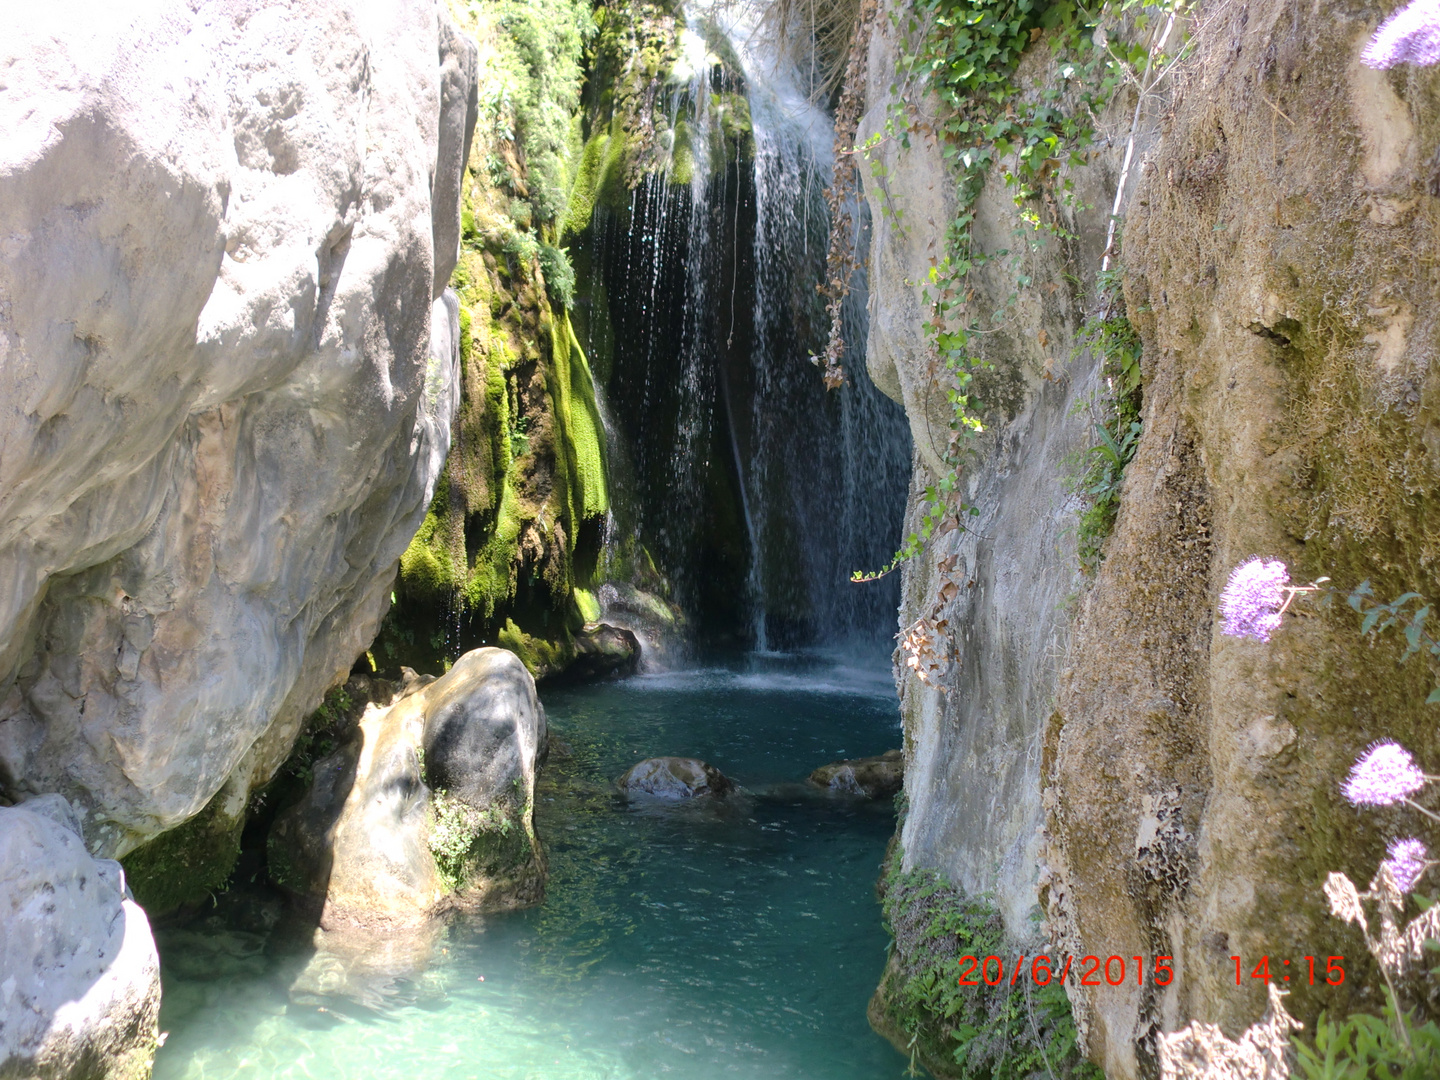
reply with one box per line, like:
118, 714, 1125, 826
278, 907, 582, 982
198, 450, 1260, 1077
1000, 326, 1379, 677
618, 757, 734, 800
0, 796, 160, 1079
268, 648, 544, 929
808, 750, 903, 800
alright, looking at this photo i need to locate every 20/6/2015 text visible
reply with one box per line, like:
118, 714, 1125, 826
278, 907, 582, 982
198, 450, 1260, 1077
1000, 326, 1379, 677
957, 955, 1173, 987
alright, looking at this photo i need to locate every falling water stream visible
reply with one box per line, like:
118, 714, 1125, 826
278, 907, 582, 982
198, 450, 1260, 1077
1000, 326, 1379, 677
576, 0, 910, 649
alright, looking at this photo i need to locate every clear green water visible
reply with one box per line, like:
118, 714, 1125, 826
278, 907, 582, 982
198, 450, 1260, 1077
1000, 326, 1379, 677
152, 656, 910, 1080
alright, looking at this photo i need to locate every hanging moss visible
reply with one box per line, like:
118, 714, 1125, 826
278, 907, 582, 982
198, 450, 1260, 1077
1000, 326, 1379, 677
121, 789, 244, 916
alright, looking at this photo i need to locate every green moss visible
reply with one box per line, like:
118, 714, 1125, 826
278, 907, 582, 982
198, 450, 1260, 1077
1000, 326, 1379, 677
399, 504, 461, 602
871, 849, 1100, 1080
552, 311, 609, 521
498, 617, 575, 678
121, 789, 244, 916
564, 126, 611, 236
573, 587, 602, 623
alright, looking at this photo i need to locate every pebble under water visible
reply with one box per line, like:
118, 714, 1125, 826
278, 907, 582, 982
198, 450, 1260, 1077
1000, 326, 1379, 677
151, 654, 910, 1079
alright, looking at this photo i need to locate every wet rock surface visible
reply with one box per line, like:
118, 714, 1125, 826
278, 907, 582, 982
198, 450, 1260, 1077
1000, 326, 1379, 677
562, 623, 642, 682
808, 750, 903, 800
617, 757, 734, 800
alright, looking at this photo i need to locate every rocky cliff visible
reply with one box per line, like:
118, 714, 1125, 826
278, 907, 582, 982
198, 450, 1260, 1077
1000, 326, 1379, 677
0, 0, 474, 865
861, 0, 1440, 1076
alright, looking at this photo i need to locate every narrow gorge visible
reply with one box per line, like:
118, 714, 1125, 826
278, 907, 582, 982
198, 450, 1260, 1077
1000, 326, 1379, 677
4, 1, 1440, 1079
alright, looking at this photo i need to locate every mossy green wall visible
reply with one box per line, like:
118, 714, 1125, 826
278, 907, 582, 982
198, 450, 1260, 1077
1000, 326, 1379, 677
383, 0, 618, 679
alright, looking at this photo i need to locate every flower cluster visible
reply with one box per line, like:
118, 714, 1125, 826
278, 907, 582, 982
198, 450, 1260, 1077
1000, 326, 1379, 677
1383, 837, 1430, 893
1337, 740, 1437, 892
1209, 556, 1440, 1076
1362, 0, 1440, 70
1219, 557, 1291, 642
1342, 741, 1429, 807
1339, 739, 1435, 896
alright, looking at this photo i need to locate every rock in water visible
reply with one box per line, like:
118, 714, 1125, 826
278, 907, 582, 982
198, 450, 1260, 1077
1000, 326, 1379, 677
563, 623, 641, 682
0, 796, 160, 1079
618, 758, 734, 799
269, 649, 544, 928
0, 0, 476, 859
808, 750, 904, 800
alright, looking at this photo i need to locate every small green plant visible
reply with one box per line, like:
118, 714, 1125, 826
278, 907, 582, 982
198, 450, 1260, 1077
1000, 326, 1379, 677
537, 242, 575, 308
509, 414, 532, 458
427, 790, 516, 893
880, 851, 1101, 1079
1068, 280, 1143, 568
1295, 1004, 1440, 1080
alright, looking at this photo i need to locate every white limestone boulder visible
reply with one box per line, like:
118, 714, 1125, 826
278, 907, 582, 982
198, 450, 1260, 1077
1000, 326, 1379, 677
0, 796, 160, 1079
0, 0, 477, 857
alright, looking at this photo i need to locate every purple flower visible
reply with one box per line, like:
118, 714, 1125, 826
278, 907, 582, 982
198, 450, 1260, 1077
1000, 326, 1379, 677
1382, 837, 1430, 892
1362, 0, 1440, 69
1219, 558, 1290, 642
1343, 741, 1428, 807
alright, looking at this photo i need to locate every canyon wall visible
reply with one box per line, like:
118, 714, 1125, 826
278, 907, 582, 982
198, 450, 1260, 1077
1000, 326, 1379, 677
864, 0, 1440, 1076
0, 0, 476, 864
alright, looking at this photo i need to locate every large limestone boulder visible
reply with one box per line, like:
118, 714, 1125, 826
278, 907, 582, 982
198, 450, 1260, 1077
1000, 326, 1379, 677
0, 0, 476, 859
422, 649, 545, 807
0, 797, 160, 1079
269, 648, 545, 928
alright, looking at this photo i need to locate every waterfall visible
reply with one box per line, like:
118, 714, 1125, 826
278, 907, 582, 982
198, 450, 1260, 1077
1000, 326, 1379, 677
573, 1, 911, 653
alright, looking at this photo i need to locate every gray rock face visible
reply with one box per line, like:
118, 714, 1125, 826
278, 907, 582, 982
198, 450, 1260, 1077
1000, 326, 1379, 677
269, 648, 545, 927
808, 750, 903, 800
423, 648, 545, 807
618, 757, 733, 800
0, 0, 476, 858
856, 0, 1137, 937
0, 796, 160, 1079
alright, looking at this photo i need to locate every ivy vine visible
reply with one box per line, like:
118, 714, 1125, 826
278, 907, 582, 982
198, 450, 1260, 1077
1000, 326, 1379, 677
847, 0, 1190, 584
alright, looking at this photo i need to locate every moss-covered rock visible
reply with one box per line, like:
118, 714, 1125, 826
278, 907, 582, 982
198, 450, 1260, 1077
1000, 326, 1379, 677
121, 787, 246, 917
382, 0, 615, 679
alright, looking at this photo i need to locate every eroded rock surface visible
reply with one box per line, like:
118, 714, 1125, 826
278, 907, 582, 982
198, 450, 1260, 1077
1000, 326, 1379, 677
0, 796, 160, 1079
861, 0, 1440, 1075
1050, 7, 1440, 1075
618, 757, 733, 800
0, 0, 476, 859
268, 648, 544, 928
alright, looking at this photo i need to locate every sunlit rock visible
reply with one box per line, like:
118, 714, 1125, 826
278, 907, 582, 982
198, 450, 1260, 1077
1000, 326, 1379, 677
0, 796, 160, 1079
0, 0, 475, 859
618, 757, 733, 799
268, 648, 545, 928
